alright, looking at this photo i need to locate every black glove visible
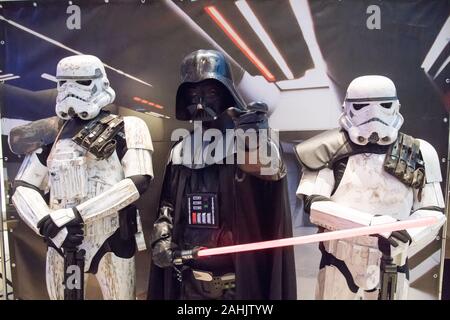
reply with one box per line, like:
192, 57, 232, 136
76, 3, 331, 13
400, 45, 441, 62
61, 224, 84, 249
151, 208, 176, 268
152, 239, 176, 268
234, 101, 269, 131
37, 208, 84, 248
377, 230, 411, 256
389, 230, 412, 247
38, 215, 62, 239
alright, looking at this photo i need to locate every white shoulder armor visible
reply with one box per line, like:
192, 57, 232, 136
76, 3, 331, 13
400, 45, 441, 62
418, 139, 442, 183
123, 116, 153, 151
122, 116, 154, 178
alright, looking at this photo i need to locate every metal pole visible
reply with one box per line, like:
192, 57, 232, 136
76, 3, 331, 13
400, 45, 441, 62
0, 109, 10, 300
438, 119, 450, 299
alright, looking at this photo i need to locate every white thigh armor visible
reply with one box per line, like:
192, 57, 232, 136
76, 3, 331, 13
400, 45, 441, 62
317, 236, 382, 300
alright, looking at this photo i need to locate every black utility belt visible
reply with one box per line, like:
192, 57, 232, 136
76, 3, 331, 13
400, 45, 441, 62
186, 193, 219, 228
191, 269, 236, 290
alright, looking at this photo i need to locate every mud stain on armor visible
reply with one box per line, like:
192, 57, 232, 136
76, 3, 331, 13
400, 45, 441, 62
331, 154, 413, 220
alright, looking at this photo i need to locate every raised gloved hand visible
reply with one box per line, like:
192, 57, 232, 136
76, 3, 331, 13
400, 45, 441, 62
231, 101, 269, 132
37, 208, 84, 249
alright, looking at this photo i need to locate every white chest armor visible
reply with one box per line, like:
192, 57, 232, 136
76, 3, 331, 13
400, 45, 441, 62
331, 153, 413, 220
47, 139, 124, 209
47, 138, 125, 270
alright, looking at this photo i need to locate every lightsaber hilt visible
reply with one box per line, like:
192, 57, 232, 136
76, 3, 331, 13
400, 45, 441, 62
173, 247, 204, 266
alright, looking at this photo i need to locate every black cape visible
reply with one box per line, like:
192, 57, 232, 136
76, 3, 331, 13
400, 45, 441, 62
148, 153, 297, 300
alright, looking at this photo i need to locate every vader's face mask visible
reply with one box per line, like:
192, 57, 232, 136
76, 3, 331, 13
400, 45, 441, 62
175, 50, 247, 129
339, 75, 404, 145
182, 79, 234, 122
55, 55, 115, 120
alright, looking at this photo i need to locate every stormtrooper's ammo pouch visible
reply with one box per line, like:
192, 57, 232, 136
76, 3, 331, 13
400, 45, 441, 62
384, 133, 425, 189
73, 113, 124, 160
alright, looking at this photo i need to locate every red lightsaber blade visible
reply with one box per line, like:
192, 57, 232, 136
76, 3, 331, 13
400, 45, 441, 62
197, 217, 437, 258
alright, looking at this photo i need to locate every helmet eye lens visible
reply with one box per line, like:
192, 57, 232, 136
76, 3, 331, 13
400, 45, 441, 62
353, 103, 369, 110
205, 88, 218, 98
76, 80, 92, 86
380, 102, 392, 109
58, 80, 66, 86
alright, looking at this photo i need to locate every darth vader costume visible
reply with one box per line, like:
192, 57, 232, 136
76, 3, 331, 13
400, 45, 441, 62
147, 50, 296, 300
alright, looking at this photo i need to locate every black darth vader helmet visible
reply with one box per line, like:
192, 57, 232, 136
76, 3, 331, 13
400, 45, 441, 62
176, 49, 246, 121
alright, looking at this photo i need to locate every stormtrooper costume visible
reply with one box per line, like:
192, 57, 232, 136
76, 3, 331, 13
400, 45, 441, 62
295, 75, 445, 300
10, 55, 153, 300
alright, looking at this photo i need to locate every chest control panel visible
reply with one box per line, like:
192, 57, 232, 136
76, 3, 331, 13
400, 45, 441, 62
186, 193, 219, 228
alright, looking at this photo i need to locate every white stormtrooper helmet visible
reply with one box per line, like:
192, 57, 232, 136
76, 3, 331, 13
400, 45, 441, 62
339, 75, 404, 145
55, 55, 116, 120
